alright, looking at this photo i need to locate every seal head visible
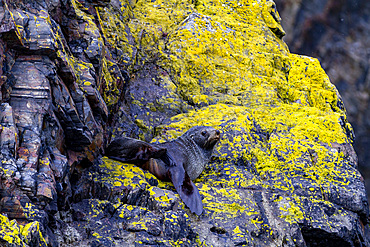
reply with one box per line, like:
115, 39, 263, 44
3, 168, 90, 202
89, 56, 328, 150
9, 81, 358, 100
173, 126, 221, 180
183, 126, 221, 150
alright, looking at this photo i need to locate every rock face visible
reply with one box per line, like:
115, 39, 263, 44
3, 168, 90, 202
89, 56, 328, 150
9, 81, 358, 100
275, 0, 370, 196
0, 0, 368, 246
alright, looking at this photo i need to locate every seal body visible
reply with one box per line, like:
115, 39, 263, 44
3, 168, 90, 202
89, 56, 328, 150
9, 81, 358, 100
105, 137, 167, 165
105, 126, 221, 215
159, 126, 220, 180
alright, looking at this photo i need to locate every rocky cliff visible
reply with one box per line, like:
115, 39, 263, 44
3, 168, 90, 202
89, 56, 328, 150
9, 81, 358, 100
275, 0, 370, 195
0, 0, 368, 246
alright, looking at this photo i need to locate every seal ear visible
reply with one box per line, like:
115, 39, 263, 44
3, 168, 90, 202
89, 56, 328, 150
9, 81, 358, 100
168, 165, 203, 215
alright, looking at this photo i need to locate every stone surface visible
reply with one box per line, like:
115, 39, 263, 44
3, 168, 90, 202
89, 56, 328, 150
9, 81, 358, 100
275, 0, 370, 198
0, 0, 368, 246
0, 213, 47, 247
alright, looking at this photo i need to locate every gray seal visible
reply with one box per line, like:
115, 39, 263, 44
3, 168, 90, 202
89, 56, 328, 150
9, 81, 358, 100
105, 126, 221, 215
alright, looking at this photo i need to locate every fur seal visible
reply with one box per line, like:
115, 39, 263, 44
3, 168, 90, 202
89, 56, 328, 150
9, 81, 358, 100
105, 126, 221, 215
105, 137, 168, 165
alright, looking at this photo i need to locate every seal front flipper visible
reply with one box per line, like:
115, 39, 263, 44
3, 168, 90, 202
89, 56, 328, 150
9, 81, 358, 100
168, 165, 203, 215
105, 137, 166, 164
160, 152, 177, 167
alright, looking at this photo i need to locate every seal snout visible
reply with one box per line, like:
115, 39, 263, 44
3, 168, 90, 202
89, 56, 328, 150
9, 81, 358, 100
214, 129, 221, 139
211, 129, 221, 141
204, 128, 221, 149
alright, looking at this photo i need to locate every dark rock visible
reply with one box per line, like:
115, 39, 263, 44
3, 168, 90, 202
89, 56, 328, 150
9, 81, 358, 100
0, 0, 368, 246
275, 0, 370, 199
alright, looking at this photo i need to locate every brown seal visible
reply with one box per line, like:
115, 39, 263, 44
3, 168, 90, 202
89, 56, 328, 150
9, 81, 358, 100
105, 126, 221, 215
105, 136, 167, 165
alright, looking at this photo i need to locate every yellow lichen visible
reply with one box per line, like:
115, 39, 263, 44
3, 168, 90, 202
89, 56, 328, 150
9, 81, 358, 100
99, 157, 148, 190
0, 214, 46, 246
92, 0, 356, 233
0, 214, 23, 246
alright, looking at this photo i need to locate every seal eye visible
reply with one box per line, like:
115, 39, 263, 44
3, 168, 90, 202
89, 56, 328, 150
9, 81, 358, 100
201, 130, 207, 136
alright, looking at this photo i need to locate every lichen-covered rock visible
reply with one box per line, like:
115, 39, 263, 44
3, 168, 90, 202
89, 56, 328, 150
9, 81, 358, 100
95, 0, 368, 245
275, 0, 370, 200
54, 198, 194, 246
0, 0, 368, 246
0, 0, 121, 244
0, 213, 47, 247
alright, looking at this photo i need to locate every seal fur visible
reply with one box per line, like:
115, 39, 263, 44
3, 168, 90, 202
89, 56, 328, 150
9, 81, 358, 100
105, 126, 221, 215
105, 137, 167, 165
